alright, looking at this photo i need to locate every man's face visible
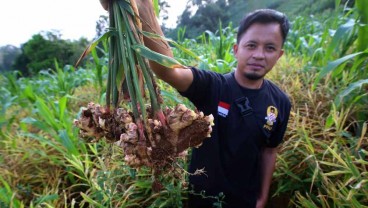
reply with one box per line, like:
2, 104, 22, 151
233, 23, 284, 82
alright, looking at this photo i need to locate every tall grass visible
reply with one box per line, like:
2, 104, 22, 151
267, 56, 368, 207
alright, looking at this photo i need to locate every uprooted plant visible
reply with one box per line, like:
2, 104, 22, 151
74, 0, 214, 189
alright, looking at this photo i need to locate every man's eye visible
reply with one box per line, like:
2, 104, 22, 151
246, 44, 256, 49
266, 46, 276, 51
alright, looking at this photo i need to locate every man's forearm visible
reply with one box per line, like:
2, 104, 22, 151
256, 147, 277, 208
98, 0, 193, 91
135, 0, 193, 91
136, 0, 174, 74
99, 0, 173, 71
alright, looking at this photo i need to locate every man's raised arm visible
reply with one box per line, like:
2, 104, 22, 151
99, 0, 193, 92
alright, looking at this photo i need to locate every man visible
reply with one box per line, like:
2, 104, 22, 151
99, 1, 291, 207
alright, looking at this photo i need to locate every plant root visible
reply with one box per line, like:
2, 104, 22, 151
74, 102, 214, 189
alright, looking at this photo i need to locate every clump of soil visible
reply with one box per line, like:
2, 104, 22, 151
74, 102, 213, 187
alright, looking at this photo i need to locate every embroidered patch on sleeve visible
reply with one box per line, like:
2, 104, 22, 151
264, 106, 278, 131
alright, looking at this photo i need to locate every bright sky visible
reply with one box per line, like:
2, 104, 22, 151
0, 0, 187, 47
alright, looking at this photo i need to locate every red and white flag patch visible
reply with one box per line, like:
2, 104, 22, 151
218, 101, 230, 117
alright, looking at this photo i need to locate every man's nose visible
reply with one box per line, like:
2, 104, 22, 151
252, 47, 265, 59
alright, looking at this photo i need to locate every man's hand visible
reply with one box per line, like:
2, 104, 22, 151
99, 0, 147, 11
99, 0, 108, 10
256, 198, 266, 208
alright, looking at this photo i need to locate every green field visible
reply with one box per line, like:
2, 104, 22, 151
0, 1, 367, 207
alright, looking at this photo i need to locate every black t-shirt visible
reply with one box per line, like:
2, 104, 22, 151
180, 67, 291, 208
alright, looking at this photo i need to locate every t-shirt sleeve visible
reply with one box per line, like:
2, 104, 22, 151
266, 97, 291, 148
179, 67, 222, 111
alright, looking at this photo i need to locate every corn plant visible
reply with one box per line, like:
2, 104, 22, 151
191, 23, 236, 73
356, 0, 368, 53
311, 2, 368, 136
37, 60, 93, 98
0, 87, 18, 137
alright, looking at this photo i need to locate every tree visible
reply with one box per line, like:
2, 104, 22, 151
13, 31, 89, 76
0, 45, 20, 72
159, 0, 171, 23
95, 15, 109, 38
175, 0, 231, 39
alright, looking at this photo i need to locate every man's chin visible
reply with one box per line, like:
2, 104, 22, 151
243, 73, 264, 81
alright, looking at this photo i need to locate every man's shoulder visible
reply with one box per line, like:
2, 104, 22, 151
180, 67, 228, 111
190, 67, 229, 89
190, 67, 225, 78
264, 79, 291, 104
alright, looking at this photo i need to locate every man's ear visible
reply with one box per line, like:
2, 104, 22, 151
278, 49, 284, 59
233, 44, 238, 56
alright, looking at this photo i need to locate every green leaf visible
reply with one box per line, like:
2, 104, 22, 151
313, 51, 366, 89
117, 0, 134, 16
153, 0, 159, 17
80, 192, 104, 208
21, 132, 66, 156
334, 79, 368, 107
356, 0, 368, 52
21, 117, 55, 136
324, 18, 355, 62
323, 170, 350, 176
22, 85, 36, 103
325, 114, 334, 129
34, 97, 59, 131
75, 31, 114, 67
132, 44, 184, 68
34, 194, 59, 205
58, 96, 67, 122
142, 31, 201, 61
160, 90, 182, 104
58, 130, 79, 156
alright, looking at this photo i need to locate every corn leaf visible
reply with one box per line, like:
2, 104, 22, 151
34, 97, 59, 131
324, 18, 355, 63
356, 0, 368, 52
313, 51, 366, 90
334, 79, 368, 107
58, 96, 67, 122
22, 85, 36, 103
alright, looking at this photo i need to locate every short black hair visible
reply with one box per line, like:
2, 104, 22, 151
237, 9, 290, 45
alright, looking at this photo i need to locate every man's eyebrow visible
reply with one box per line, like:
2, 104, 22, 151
243, 40, 257, 44
265, 42, 280, 47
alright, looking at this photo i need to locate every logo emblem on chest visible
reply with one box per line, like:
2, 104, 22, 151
264, 106, 278, 130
